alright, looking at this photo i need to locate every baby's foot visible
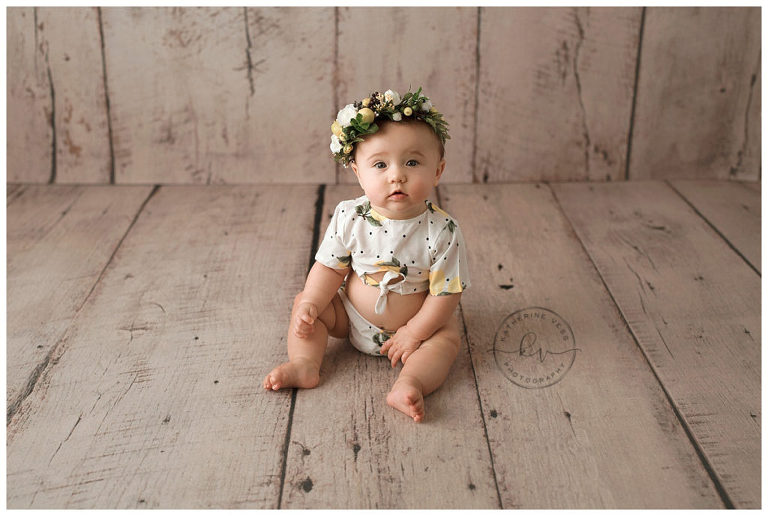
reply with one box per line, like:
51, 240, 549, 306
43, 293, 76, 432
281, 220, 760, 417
386, 379, 425, 422
263, 359, 320, 391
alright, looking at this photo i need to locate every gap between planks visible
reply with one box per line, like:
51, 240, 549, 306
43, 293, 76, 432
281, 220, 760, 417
6, 185, 160, 426
664, 179, 760, 277
547, 180, 746, 509
436, 185, 502, 506
276, 184, 325, 509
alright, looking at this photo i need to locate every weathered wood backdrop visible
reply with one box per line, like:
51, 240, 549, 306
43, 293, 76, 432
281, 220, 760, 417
7, 6, 760, 185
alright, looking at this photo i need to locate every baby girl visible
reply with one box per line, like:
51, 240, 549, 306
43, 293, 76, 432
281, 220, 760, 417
263, 87, 471, 422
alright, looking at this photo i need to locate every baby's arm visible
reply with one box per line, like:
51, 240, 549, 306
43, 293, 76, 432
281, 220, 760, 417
292, 261, 348, 337
405, 293, 462, 341
380, 292, 462, 365
300, 261, 348, 309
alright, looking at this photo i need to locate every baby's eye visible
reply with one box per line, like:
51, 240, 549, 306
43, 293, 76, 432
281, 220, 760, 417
373, 162, 387, 169
406, 159, 419, 167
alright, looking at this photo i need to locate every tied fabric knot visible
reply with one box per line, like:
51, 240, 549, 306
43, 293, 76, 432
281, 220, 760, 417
374, 270, 405, 314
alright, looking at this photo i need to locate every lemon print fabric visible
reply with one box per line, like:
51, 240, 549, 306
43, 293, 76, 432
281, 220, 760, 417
355, 200, 386, 227
427, 201, 471, 296
429, 269, 462, 296
314, 201, 353, 270
372, 329, 394, 348
314, 195, 471, 307
363, 256, 408, 286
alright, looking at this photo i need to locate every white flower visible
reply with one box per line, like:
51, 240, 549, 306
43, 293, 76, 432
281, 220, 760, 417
384, 89, 401, 106
336, 104, 358, 127
330, 134, 342, 153
420, 99, 432, 111
392, 112, 402, 121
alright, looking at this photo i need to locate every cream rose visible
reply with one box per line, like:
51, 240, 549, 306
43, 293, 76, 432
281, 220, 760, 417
384, 89, 401, 106
391, 112, 402, 121
330, 134, 342, 153
336, 104, 358, 127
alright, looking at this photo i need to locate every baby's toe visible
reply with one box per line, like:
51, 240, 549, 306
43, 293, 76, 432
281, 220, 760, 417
412, 401, 425, 422
264, 370, 283, 390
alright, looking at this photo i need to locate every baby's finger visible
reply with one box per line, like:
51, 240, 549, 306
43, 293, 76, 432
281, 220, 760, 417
401, 350, 411, 364
294, 321, 314, 337
390, 347, 402, 366
380, 340, 392, 354
296, 315, 314, 329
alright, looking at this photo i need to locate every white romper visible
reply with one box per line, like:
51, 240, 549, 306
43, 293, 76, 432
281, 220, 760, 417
314, 194, 471, 355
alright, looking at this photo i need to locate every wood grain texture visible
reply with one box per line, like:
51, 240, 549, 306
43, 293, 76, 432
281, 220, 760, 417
103, 7, 334, 184
440, 183, 722, 508
7, 185, 152, 416
551, 180, 760, 508
36, 7, 111, 183
7, 6, 762, 185
7, 186, 318, 508
7, 183, 27, 204
7, 7, 53, 183
630, 7, 761, 181
476, 7, 641, 183
667, 179, 761, 273
281, 185, 498, 509
336, 7, 477, 184
740, 180, 760, 192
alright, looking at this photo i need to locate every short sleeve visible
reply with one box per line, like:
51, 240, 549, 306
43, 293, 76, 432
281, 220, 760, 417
428, 220, 471, 295
314, 202, 352, 270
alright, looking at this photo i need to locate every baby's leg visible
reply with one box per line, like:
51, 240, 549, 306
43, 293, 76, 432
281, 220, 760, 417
263, 292, 347, 390
387, 316, 461, 422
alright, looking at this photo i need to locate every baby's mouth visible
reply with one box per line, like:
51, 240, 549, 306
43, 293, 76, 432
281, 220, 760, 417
389, 190, 407, 198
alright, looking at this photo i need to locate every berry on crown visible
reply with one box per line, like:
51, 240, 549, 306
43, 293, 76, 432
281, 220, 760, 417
330, 86, 450, 167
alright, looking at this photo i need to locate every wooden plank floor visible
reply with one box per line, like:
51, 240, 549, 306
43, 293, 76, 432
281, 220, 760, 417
5, 180, 761, 509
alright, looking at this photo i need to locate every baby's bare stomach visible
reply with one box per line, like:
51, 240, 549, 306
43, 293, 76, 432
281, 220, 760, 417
345, 270, 428, 332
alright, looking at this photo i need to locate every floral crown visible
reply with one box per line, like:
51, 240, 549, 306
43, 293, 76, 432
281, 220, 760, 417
329, 86, 450, 167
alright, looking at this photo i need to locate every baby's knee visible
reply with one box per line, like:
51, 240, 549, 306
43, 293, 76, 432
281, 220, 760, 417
424, 321, 461, 356
443, 328, 461, 357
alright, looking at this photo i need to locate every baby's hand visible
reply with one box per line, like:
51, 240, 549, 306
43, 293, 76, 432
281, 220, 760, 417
293, 301, 319, 338
380, 325, 423, 367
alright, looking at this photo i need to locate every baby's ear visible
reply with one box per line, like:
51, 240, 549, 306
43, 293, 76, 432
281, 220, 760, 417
433, 159, 446, 186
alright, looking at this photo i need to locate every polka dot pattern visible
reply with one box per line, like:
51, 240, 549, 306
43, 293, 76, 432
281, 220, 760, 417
314, 194, 471, 299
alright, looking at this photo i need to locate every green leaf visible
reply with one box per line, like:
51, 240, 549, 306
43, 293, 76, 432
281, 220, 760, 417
379, 257, 400, 267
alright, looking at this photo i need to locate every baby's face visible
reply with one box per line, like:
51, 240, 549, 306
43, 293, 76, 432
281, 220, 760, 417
350, 121, 446, 220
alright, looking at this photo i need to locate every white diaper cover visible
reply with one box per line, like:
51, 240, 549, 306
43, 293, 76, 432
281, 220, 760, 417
337, 282, 394, 357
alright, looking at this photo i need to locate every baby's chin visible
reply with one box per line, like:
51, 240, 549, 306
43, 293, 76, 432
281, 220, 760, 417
375, 198, 429, 219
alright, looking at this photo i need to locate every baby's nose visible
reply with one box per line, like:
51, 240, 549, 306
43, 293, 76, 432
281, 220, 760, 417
388, 165, 407, 181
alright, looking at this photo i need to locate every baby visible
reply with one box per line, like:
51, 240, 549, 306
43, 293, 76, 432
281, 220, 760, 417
263, 87, 471, 422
